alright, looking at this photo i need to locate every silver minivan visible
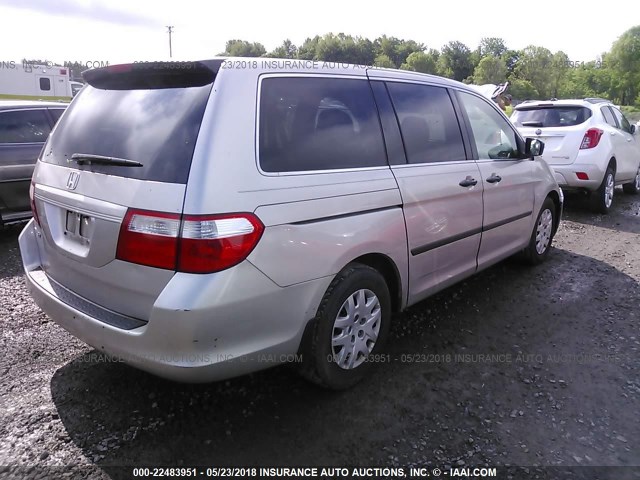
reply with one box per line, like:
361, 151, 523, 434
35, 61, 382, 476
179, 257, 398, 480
19, 59, 562, 389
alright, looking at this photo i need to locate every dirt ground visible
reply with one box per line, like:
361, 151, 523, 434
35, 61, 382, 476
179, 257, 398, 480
0, 190, 639, 480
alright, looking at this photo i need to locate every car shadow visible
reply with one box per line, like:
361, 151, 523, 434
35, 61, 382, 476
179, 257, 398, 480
0, 224, 25, 280
50, 247, 640, 475
561, 189, 640, 235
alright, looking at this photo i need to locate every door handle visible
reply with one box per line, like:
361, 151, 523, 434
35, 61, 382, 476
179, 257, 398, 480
627, 138, 632, 142
459, 176, 478, 187
486, 174, 502, 184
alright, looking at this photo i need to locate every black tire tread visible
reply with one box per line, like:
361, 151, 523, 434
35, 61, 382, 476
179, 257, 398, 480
298, 263, 387, 390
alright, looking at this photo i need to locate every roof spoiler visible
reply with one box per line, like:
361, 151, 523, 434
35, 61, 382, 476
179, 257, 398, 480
83, 60, 222, 90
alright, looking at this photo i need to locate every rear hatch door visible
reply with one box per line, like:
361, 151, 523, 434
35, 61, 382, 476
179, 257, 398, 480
512, 104, 591, 165
31, 61, 218, 322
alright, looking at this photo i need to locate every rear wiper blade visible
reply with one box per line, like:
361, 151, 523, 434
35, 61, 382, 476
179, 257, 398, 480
522, 121, 544, 127
70, 153, 143, 167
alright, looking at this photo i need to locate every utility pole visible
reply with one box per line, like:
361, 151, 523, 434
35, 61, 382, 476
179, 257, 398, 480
166, 26, 174, 58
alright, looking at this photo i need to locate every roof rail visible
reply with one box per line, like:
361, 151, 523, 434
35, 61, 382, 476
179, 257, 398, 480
584, 97, 610, 104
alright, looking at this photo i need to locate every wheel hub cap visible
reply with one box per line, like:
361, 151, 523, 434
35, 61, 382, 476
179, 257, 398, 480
604, 173, 614, 208
331, 289, 381, 370
535, 209, 553, 255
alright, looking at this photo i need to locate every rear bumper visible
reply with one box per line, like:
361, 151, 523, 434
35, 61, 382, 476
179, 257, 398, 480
19, 220, 331, 383
549, 163, 604, 190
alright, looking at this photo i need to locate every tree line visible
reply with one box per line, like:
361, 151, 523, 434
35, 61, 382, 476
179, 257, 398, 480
221, 26, 640, 106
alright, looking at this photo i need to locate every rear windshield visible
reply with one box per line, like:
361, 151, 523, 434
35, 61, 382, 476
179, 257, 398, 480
41, 83, 213, 183
511, 106, 591, 128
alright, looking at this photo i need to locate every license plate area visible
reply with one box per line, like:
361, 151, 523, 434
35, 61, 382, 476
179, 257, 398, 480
65, 210, 92, 240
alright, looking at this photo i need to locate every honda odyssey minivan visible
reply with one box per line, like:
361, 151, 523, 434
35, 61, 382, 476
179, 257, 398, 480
19, 59, 562, 389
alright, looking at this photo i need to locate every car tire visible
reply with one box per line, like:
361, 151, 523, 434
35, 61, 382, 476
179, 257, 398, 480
622, 168, 640, 195
298, 263, 391, 390
591, 165, 616, 214
522, 197, 556, 265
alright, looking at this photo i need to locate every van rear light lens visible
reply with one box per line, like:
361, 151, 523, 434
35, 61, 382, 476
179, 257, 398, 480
576, 172, 589, 180
178, 214, 264, 273
116, 210, 180, 270
116, 210, 264, 273
580, 128, 603, 149
29, 182, 40, 226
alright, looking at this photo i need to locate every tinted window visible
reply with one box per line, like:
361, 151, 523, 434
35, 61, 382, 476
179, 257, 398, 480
511, 106, 592, 127
39, 78, 51, 91
49, 108, 65, 124
0, 109, 51, 144
611, 107, 632, 133
601, 107, 617, 127
458, 91, 519, 160
42, 84, 212, 183
259, 77, 387, 172
386, 82, 466, 164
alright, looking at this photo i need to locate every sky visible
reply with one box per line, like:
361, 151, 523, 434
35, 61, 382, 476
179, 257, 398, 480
0, 0, 636, 65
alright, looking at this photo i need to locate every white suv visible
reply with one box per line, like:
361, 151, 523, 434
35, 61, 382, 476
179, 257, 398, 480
512, 99, 640, 213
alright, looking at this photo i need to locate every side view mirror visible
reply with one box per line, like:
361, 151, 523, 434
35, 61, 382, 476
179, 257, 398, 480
525, 138, 545, 159
630, 124, 636, 135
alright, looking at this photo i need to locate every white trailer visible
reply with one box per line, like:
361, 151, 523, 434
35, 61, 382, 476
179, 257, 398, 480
0, 61, 72, 99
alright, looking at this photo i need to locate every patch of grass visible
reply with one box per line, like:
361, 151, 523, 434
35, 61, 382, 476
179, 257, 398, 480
0, 94, 70, 102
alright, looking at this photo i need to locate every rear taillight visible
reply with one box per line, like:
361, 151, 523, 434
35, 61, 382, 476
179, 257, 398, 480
29, 181, 40, 226
116, 209, 264, 273
580, 128, 603, 149
179, 214, 264, 273
116, 210, 181, 270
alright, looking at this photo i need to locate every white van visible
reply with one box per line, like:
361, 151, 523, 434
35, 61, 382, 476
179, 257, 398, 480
0, 62, 72, 99
20, 59, 562, 389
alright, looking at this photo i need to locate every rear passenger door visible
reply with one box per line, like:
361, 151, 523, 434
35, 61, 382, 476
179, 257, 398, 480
377, 81, 484, 304
609, 106, 638, 181
455, 90, 536, 268
0, 108, 51, 213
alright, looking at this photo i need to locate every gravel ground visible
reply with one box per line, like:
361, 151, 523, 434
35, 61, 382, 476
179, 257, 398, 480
0, 191, 639, 479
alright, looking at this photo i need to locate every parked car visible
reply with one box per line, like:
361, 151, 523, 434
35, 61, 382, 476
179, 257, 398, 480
19, 60, 562, 389
511, 98, 640, 213
70, 81, 84, 97
0, 100, 67, 226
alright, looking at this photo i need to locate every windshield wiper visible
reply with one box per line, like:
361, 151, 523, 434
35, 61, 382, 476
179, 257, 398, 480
70, 153, 143, 167
522, 121, 544, 128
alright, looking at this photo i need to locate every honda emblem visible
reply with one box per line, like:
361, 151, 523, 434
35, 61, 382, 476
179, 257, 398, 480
66, 171, 80, 190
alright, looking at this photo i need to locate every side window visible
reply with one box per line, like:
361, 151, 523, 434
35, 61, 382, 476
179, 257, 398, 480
259, 77, 387, 172
49, 108, 65, 124
386, 82, 466, 163
39, 78, 51, 91
601, 106, 617, 127
611, 107, 632, 133
457, 91, 519, 160
0, 109, 51, 144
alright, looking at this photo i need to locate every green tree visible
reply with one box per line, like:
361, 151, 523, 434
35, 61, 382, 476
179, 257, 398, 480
374, 36, 424, 68
437, 41, 473, 81
400, 50, 438, 74
222, 40, 266, 57
549, 51, 570, 98
472, 55, 507, 84
479, 37, 508, 57
373, 54, 395, 68
297, 36, 321, 60
509, 79, 539, 100
514, 45, 554, 98
268, 39, 297, 58
607, 25, 640, 104
502, 49, 521, 77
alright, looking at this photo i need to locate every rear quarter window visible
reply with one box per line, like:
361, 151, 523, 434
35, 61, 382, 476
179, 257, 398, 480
259, 77, 387, 172
511, 106, 592, 128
